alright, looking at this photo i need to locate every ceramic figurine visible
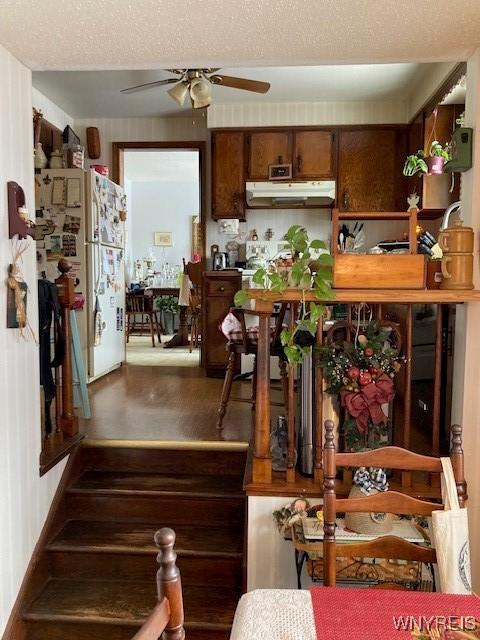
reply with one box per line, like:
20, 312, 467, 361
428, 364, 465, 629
34, 142, 48, 169
407, 193, 420, 211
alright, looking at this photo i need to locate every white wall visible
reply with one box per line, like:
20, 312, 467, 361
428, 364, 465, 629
125, 151, 200, 278
407, 61, 458, 119
32, 87, 74, 131
247, 496, 314, 590
450, 50, 480, 591
0, 45, 67, 634
74, 116, 208, 170
207, 100, 409, 128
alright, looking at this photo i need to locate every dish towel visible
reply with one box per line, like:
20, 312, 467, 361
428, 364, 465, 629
178, 272, 190, 307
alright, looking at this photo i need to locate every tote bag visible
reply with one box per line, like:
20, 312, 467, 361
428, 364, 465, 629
431, 457, 471, 594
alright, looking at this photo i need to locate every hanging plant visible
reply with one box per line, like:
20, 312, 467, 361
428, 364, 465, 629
403, 108, 451, 177
234, 225, 333, 365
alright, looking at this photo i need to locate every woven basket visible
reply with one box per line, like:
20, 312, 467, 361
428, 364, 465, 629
344, 485, 393, 535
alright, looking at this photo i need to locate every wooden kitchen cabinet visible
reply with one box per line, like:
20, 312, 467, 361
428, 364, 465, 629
211, 131, 245, 220
202, 271, 242, 377
337, 128, 408, 211
246, 131, 292, 179
293, 130, 335, 179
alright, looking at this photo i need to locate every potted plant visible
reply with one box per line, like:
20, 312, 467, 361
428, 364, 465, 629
403, 141, 451, 177
234, 225, 333, 364
154, 295, 178, 335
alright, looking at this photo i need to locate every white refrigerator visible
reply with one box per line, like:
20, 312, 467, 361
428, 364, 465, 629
36, 168, 126, 382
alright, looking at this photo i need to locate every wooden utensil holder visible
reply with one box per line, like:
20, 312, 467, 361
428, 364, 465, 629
332, 208, 425, 289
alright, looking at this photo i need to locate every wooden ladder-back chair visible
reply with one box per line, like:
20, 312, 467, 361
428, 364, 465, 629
183, 258, 203, 353
132, 527, 185, 640
216, 302, 289, 431
320, 420, 466, 589
126, 291, 162, 347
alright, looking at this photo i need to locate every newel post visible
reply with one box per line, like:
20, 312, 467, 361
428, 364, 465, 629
155, 528, 185, 640
55, 259, 78, 437
252, 299, 273, 484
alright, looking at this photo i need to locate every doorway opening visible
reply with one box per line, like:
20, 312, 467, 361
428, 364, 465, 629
115, 143, 205, 368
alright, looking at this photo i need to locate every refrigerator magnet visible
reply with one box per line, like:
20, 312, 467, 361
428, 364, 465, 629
66, 178, 81, 207
110, 296, 115, 308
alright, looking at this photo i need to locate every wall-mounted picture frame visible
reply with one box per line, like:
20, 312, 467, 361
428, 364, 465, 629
269, 163, 292, 180
154, 232, 173, 247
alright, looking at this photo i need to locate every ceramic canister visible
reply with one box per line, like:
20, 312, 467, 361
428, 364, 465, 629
438, 219, 474, 254
440, 253, 474, 290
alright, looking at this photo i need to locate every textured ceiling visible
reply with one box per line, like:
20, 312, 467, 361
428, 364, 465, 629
1, 0, 480, 70
32, 64, 429, 118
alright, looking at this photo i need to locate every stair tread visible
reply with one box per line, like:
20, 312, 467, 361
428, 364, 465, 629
47, 520, 243, 557
69, 471, 244, 497
24, 579, 237, 628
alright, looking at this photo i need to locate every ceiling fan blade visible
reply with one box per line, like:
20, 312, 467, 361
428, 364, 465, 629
120, 78, 179, 94
209, 74, 270, 94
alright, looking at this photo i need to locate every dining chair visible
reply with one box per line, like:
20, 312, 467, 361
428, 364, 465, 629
183, 259, 203, 353
320, 419, 466, 589
126, 291, 162, 347
216, 303, 289, 431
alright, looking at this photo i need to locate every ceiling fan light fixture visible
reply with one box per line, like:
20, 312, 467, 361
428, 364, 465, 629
167, 81, 189, 106
189, 78, 212, 109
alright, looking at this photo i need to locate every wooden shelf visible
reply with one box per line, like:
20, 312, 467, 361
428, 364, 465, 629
247, 288, 480, 304
336, 211, 411, 220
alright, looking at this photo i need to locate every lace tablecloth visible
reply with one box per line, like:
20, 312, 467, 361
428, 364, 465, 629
229, 589, 316, 640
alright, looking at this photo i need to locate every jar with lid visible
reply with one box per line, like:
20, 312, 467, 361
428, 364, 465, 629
49, 149, 64, 169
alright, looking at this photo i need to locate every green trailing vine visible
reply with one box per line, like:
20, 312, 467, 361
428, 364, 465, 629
234, 225, 333, 364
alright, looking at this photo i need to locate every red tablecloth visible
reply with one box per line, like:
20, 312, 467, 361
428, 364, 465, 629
310, 586, 480, 639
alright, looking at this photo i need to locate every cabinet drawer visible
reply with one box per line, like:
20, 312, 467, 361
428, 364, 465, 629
205, 278, 239, 297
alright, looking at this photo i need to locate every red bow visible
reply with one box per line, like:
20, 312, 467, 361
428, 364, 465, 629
340, 373, 395, 433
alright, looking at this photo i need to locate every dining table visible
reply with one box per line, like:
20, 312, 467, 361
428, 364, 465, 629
145, 286, 188, 348
229, 587, 480, 640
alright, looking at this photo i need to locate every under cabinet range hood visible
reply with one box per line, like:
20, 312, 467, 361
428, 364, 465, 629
246, 180, 335, 208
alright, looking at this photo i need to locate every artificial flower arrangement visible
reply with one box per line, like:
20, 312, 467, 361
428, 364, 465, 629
318, 321, 404, 451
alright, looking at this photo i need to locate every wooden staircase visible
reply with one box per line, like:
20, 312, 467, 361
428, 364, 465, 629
20, 447, 246, 640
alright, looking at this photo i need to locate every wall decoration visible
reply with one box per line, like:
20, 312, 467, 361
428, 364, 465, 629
8, 181, 35, 240
154, 231, 173, 247
6, 241, 36, 341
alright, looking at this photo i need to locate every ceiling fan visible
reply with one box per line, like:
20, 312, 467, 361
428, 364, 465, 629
120, 68, 270, 109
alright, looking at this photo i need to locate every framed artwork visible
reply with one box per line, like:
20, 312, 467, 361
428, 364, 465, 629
154, 232, 173, 247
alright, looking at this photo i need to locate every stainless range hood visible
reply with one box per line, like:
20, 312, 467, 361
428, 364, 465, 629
246, 180, 335, 208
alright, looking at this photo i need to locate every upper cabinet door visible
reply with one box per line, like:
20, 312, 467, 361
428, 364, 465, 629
293, 130, 335, 179
337, 129, 407, 211
246, 131, 292, 180
211, 131, 245, 220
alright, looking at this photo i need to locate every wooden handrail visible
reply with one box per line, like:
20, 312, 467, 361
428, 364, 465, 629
133, 527, 185, 640
55, 259, 78, 438
248, 295, 463, 495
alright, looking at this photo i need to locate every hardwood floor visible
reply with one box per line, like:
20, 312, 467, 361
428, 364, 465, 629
80, 363, 257, 444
